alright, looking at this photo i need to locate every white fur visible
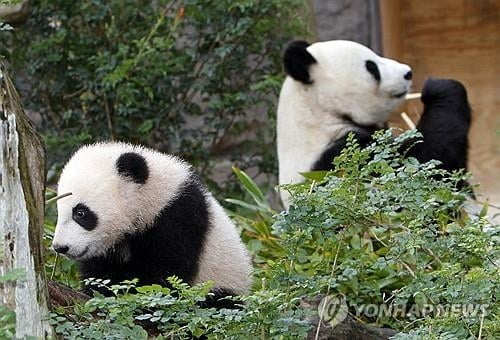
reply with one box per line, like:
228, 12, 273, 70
53, 142, 252, 292
277, 40, 412, 207
194, 195, 252, 294
54, 142, 190, 260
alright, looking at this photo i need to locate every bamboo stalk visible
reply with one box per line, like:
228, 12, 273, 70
405, 92, 421, 100
401, 112, 416, 130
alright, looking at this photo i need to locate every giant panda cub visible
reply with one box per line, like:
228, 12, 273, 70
52, 142, 252, 305
277, 40, 471, 207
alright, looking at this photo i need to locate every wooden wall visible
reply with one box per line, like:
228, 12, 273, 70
380, 0, 500, 205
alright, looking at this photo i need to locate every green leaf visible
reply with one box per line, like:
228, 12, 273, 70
231, 166, 265, 205
299, 171, 328, 181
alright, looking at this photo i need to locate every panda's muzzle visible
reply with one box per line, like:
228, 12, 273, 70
53, 244, 69, 254
393, 90, 408, 99
74, 246, 89, 259
53, 244, 88, 259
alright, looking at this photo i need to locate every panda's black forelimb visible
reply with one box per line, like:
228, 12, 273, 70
405, 77, 471, 176
312, 78, 471, 192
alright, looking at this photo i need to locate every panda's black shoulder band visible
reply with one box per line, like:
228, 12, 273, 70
116, 152, 149, 184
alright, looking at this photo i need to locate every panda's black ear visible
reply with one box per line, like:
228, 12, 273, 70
283, 40, 317, 84
116, 152, 149, 184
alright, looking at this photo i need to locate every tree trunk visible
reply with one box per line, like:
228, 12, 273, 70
0, 60, 52, 337
0, 1, 30, 25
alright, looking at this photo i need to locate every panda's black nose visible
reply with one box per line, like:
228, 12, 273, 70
54, 244, 69, 254
404, 71, 413, 80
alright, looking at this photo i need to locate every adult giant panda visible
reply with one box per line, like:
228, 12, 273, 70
52, 142, 252, 305
277, 40, 471, 207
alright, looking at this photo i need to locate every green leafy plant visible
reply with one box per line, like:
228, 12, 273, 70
226, 166, 283, 274
212, 130, 494, 338
43, 131, 499, 339
50, 277, 311, 339
268, 130, 498, 338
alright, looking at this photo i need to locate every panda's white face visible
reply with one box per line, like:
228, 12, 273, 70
54, 163, 136, 261
307, 41, 411, 125
284, 40, 412, 126
52, 143, 190, 261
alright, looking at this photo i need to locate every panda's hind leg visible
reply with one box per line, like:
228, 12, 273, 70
198, 288, 242, 310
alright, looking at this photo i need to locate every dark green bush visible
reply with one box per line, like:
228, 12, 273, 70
1, 0, 305, 193
266, 131, 499, 338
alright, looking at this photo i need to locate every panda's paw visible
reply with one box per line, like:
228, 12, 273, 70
421, 77, 468, 104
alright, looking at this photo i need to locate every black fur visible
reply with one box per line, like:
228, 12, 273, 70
340, 114, 386, 133
311, 78, 471, 182
72, 203, 98, 231
78, 175, 210, 293
312, 128, 376, 171
283, 40, 317, 84
199, 288, 242, 310
116, 152, 149, 184
405, 78, 471, 172
365, 60, 381, 82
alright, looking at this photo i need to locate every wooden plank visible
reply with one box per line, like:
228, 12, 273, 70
381, 0, 500, 206
379, 0, 402, 58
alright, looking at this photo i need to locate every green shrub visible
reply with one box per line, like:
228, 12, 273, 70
47, 130, 499, 338
1, 0, 305, 194
266, 130, 499, 338
49, 277, 311, 339
45, 130, 498, 338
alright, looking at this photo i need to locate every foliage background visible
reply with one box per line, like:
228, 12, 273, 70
1, 0, 305, 195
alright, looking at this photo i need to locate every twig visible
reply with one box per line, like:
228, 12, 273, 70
370, 228, 388, 247
50, 254, 59, 280
315, 233, 344, 340
405, 92, 421, 100
62, 88, 85, 100
45, 192, 72, 205
401, 112, 416, 130
46, 187, 57, 194
47, 280, 90, 307
473, 199, 500, 210
103, 93, 115, 140
132, 2, 179, 71
308, 180, 317, 195
422, 247, 442, 265
478, 308, 485, 340
399, 261, 416, 278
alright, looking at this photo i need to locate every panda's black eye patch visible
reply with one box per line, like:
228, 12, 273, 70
72, 203, 98, 231
365, 60, 381, 82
